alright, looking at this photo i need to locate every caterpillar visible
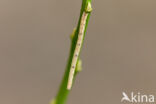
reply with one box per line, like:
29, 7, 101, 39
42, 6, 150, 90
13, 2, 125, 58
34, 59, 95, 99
67, 2, 92, 90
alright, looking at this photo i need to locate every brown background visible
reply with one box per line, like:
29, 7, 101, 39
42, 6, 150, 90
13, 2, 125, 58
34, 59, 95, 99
0, 0, 156, 104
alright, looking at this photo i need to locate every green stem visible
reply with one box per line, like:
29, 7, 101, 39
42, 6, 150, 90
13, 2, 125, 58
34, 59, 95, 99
50, 0, 92, 104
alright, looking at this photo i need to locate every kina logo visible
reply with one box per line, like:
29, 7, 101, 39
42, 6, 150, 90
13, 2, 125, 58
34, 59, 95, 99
121, 92, 155, 103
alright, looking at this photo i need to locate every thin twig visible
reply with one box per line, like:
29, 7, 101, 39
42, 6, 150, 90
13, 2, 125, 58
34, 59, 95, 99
50, 0, 92, 104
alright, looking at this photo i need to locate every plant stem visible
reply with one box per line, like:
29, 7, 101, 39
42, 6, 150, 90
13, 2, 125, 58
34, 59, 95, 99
50, 0, 92, 104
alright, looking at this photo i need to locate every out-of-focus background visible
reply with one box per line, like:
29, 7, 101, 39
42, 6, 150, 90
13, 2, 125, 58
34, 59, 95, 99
0, 0, 156, 104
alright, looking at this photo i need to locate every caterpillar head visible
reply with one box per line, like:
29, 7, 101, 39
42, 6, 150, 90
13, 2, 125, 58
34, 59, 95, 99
85, 2, 92, 13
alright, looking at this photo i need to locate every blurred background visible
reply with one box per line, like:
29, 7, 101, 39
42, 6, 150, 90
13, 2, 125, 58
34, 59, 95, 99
0, 0, 156, 104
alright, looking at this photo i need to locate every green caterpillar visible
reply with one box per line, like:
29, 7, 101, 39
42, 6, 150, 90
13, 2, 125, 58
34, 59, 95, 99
67, 2, 92, 90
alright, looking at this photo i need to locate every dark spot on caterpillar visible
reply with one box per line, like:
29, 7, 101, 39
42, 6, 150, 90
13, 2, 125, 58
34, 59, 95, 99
75, 54, 78, 57
78, 43, 81, 46
79, 33, 83, 35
